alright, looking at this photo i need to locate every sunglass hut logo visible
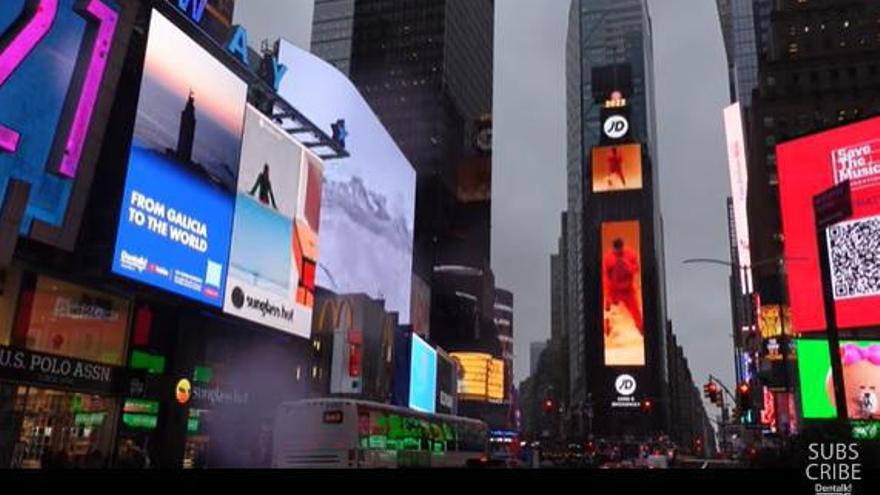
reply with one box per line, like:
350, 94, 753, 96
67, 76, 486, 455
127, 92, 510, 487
805, 443, 862, 495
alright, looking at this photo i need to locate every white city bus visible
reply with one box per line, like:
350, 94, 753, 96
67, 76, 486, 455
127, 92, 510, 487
272, 399, 488, 468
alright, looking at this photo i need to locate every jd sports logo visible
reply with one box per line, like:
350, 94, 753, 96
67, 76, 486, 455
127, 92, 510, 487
615, 374, 637, 396
604, 115, 629, 140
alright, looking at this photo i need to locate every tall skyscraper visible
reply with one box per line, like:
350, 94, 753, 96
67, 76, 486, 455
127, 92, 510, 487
716, 0, 772, 107
530, 341, 548, 377
566, 0, 670, 438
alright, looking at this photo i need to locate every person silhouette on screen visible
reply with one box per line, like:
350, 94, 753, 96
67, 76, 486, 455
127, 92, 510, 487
603, 238, 643, 336
250, 163, 278, 210
607, 147, 627, 188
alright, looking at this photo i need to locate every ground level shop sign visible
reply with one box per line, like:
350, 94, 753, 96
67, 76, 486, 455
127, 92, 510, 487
0, 346, 119, 394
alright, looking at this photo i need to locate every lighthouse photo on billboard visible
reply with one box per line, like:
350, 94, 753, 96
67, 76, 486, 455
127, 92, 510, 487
112, 10, 247, 307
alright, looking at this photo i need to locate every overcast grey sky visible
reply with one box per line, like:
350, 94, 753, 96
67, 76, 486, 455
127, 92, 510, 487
493, 0, 735, 391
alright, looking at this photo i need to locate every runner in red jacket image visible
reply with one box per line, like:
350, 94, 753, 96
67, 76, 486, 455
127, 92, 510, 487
603, 238, 643, 336
607, 146, 627, 187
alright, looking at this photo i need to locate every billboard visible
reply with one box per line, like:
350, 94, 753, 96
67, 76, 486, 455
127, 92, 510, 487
112, 10, 247, 307
451, 352, 505, 403
777, 116, 880, 332
591, 144, 643, 192
796, 339, 879, 421
408, 334, 437, 414
723, 103, 752, 293
223, 105, 323, 337
410, 274, 431, 338
0, 0, 132, 261
602, 221, 645, 366
277, 41, 416, 324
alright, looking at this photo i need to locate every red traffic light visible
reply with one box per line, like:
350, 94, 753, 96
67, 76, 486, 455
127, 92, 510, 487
543, 399, 554, 412
738, 383, 751, 396
641, 399, 654, 412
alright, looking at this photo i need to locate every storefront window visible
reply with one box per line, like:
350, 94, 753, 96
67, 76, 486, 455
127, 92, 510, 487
2, 386, 117, 469
0, 268, 21, 347
19, 276, 130, 366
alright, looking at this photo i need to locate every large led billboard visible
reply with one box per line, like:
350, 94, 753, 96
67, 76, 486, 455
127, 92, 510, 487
723, 103, 752, 293
602, 221, 645, 367
796, 339, 879, 421
591, 144, 643, 193
277, 41, 416, 324
0, 0, 131, 259
777, 116, 880, 332
451, 352, 505, 403
112, 10, 247, 307
223, 105, 323, 337
408, 334, 437, 414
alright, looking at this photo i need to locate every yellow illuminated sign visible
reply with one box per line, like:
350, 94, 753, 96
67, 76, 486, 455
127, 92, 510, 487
451, 352, 505, 403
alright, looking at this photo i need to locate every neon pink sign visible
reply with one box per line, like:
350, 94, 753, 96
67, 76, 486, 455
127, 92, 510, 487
0, 0, 58, 154
0, 0, 120, 179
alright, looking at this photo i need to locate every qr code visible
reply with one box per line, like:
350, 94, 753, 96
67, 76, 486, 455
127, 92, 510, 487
828, 215, 880, 300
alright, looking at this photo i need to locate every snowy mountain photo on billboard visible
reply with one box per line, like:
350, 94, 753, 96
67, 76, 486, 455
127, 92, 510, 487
277, 41, 416, 323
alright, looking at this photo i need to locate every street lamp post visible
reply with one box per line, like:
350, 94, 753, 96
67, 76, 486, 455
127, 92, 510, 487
683, 256, 805, 444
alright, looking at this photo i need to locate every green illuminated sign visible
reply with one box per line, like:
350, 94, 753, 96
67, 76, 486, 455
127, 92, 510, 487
796, 339, 879, 420
122, 413, 158, 430
74, 412, 107, 427
852, 422, 880, 441
129, 350, 166, 374
123, 399, 159, 415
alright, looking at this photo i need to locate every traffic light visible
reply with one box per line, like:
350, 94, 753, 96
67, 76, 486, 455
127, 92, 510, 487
641, 399, 654, 413
543, 398, 555, 414
703, 381, 723, 407
736, 382, 752, 411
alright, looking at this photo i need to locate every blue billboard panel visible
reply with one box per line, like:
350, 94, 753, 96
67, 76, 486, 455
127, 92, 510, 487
112, 10, 247, 306
409, 334, 437, 414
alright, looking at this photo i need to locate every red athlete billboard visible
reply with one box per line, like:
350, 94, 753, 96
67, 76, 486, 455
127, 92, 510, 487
602, 221, 645, 366
777, 116, 880, 332
592, 144, 643, 193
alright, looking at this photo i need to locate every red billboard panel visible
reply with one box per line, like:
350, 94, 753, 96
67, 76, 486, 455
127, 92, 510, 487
602, 221, 645, 366
777, 116, 880, 332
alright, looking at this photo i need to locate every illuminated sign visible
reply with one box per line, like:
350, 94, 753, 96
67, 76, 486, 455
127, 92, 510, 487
451, 352, 505, 403
323, 410, 344, 424
408, 334, 437, 414
603, 115, 629, 140
175, 378, 192, 405
592, 144, 643, 193
0, 0, 133, 262
112, 10, 247, 307
777, 116, 880, 332
602, 221, 645, 367
223, 105, 323, 337
796, 339, 880, 420
612, 374, 640, 409
723, 103, 752, 293
277, 41, 416, 324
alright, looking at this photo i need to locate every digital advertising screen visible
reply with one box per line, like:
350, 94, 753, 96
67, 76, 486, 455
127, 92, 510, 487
223, 105, 323, 338
408, 334, 437, 414
601, 221, 645, 367
777, 116, 880, 332
723, 103, 752, 292
796, 339, 880, 421
451, 352, 505, 403
112, 10, 247, 307
591, 144, 643, 193
0, 0, 127, 244
277, 40, 416, 324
